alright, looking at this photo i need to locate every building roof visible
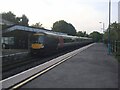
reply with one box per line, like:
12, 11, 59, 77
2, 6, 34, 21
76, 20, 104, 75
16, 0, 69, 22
2, 25, 67, 36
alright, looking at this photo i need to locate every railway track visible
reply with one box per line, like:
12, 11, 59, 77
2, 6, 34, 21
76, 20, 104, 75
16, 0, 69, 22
2, 46, 82, 80
1, 43, 94, 89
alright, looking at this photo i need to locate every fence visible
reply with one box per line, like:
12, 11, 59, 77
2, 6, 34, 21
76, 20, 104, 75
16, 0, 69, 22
111, 41, 120, 56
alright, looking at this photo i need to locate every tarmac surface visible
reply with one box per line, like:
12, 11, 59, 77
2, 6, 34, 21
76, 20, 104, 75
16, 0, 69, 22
21, 43, 118, 88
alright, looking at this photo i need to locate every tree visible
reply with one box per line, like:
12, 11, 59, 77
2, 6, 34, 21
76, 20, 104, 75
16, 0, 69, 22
1, 11, 29, 26
19, 14, 29, 26
52, 20, 76, 35
1, 11, 16, 23
77, 31, 89, 37
89, 31, 103, 42
103, 22, 120, 43
31, 22, 44, 29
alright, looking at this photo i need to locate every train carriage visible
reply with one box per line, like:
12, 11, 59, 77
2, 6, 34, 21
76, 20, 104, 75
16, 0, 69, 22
29, 31, 92, 55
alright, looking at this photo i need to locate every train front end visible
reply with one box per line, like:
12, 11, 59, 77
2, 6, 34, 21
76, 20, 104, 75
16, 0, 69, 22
30, 33, 45, 55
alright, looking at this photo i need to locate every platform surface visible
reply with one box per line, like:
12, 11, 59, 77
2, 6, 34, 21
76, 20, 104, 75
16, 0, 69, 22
21, 43, 118, 88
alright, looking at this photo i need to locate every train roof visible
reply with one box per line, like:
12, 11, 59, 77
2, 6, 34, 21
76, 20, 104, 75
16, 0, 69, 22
36, 32, 92, 40
79, 37, 92, 39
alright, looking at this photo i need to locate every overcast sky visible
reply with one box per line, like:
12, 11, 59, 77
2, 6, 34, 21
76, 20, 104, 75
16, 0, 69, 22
0, 0, 119, 34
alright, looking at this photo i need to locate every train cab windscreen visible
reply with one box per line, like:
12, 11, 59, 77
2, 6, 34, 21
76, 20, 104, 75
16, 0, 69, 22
30, 34, 45, 49
30, 34, 44, 44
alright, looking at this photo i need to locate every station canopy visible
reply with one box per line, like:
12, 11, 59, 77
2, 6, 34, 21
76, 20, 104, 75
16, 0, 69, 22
2, 25, 67, 37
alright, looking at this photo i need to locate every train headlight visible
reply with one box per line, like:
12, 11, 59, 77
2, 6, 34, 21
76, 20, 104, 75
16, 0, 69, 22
32, 44, 44, 49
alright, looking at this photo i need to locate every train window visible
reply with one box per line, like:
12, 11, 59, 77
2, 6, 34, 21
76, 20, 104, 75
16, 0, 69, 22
64, 38, 72, 43
48, 35, 57, 43
30, 35, 39, 43
30, 35, 44, 44
76, 38, 79, 42
38, 36, 44, 44
72, 38, 76, 42
64, 38, 68, 43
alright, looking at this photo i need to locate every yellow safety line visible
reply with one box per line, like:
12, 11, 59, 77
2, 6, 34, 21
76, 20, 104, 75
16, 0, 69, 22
10, 43, 94, 90
10, 55, 74, 90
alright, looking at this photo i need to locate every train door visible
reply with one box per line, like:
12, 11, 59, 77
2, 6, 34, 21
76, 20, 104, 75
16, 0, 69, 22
58, 36, 64, 48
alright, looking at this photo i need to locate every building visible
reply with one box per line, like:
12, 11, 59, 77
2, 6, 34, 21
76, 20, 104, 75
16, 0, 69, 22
2, 25, 67, 49
118, 1, 120, 23
1, 18, 67, 49
1, 18, 15, 49
0, 17, 14, 26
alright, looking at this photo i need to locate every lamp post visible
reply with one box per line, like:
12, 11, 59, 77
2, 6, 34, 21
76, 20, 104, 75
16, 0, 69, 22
99, 22, 105, 33
108, 0, 111, 55
99, 22, 105, 42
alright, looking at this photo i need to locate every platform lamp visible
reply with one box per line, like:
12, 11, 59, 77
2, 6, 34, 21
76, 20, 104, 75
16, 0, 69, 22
99, 22, 105, 33
99, 22, 105, 42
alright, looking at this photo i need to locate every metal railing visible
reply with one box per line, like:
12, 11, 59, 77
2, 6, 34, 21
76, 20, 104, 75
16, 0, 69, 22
111, 41, 120, 56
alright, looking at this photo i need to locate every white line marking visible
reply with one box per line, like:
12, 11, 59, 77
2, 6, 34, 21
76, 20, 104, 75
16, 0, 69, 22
1, 43, 95, 89
11, 56, 73, 89
1, 52, 28, 57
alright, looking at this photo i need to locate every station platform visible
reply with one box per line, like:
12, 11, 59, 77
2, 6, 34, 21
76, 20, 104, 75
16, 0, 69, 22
21, 43, 118, 88
2, 49, 28, 57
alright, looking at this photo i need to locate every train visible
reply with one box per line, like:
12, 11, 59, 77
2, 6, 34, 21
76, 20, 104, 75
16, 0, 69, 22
29, 31, 93, 55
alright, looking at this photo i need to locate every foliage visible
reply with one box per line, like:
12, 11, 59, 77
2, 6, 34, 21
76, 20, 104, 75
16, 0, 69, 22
1, 11, 16, 23
77, 31, 89, 37
89, 31, 103, 42
52, 20, 76, 36
31, 22, 44, 29
1, 24, 9, 29
103, 22, 120, 61
0, 11, 29, 26
19, 14, 29, 26
103, 22, 120, 43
